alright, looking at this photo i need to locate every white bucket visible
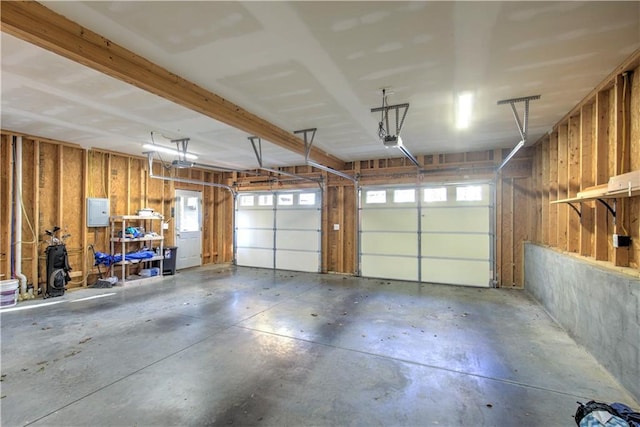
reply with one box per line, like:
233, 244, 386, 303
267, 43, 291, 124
0, 279, 19, 308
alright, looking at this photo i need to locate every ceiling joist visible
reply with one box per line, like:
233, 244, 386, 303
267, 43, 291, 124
0, 1, 344, 171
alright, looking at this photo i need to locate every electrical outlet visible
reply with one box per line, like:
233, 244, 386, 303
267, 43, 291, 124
613, 234, 631, 248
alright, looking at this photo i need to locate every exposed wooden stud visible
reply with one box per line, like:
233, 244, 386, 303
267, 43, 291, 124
57, 144, 63, 231
612, 74, 630, 267
0, 1, 344, 171
32, 139, 40, 288
567, 115, 581, 253
548, 132, 559, 247
579, 104, 594, 257
513, 178, 530, 287
541, 137, 550, 245
82, 149, 89, 286
557, 124, 569, 250
126, 157, 131, 215
495, 173, 503, 286
0, 135, 11, 278
594, 90, 610, 261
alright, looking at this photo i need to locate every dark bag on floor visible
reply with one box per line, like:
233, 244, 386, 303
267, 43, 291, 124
45, 244, 71, 298
575, 400, 633, 426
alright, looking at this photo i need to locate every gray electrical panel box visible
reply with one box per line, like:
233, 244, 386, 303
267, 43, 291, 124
87, 198, 110, 227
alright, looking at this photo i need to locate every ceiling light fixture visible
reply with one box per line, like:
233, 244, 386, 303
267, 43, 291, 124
456, 91, 473, 129
142, 143, 198, 160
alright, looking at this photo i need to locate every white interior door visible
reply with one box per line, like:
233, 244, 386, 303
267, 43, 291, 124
236, 191, 321, 273
175, 189, 202, 270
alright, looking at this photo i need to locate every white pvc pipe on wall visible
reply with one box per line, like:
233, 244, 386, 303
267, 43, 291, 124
14, 136, 28, 296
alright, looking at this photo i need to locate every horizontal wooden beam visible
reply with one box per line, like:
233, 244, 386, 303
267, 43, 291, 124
0, 1, 344, 171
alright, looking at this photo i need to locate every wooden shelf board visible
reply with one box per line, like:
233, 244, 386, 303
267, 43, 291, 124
113, 255, 164, 266
111, 236, 164, 242
111, 215, 164, 221
551, 187, 640, 204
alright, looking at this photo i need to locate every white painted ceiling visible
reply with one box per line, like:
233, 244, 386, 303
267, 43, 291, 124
2, 1, 639, 170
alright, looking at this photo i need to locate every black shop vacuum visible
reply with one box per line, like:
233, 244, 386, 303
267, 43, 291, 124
44, 226, 71, 298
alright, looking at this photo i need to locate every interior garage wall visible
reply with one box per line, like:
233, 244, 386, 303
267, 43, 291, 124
0, 132, 232, 290
528, 61, 640, 270
524, 243, 639, 401
523, 53, 639, 400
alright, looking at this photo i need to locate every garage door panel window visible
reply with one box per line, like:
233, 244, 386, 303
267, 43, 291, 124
424, 187, 447, 202
394, 189, 416, 203
365, 190, 387, 204
239, 195, 255, 207
278, 194, 294, 206
299, 193, 317, 206
456, 185, 483, 201
258, 194, 274, 206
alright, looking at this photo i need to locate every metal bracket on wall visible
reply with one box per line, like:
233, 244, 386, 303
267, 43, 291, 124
567, 202, 582, 222
597, 198, 617, 225
562, 198, 616, 225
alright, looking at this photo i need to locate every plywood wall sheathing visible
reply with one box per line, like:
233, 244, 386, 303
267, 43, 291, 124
61, 145, 85, 287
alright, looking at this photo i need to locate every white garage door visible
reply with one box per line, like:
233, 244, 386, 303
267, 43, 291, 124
236, 190, 321, 273
360, 183, 494, 287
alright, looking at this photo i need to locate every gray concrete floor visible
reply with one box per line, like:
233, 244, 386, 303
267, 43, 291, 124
1, 265, 637, 426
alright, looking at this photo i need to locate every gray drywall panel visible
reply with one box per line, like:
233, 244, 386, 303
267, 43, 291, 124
524, 243, 640, 401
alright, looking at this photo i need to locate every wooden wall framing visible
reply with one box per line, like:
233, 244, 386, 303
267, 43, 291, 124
0, 133, 233, 291
530, 60, 640, 272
